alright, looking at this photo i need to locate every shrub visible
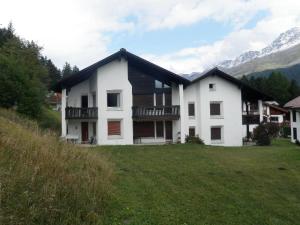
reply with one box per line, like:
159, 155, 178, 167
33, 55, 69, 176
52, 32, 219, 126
185, 135, 204, 144
37, 106, 61, 133
0, 108, 114, 225
282, 125, 291, 138
264, 122, 280, 138
253, 124, 271, 146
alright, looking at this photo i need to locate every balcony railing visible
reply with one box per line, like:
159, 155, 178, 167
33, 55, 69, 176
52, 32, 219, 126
65, 107, 98, 119
242, 114, 260, 125
132, 105, 180, 120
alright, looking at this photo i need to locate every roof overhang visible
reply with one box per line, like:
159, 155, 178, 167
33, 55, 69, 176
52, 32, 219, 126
53, 48, 189, 92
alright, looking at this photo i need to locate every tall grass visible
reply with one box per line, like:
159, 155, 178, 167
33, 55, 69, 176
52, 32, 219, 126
0, 108, 114, 225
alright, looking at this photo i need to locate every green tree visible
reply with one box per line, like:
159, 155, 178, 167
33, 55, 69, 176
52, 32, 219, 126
62, 62, 72, 78
0, 25, 46, 118
265, 72, 290, 105
288, 79, 300, 100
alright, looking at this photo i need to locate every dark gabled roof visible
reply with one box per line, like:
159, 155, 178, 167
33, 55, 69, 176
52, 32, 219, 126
188, 67, 273, 101
53, 48, 190, 92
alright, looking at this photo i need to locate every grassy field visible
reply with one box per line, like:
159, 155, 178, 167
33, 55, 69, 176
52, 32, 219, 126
0, 109, 113, 225
1, 108, 300, 225
97, 140, 300, 225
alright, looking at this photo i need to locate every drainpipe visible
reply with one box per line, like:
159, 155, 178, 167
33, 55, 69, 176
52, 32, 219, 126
179, 84, 185, 144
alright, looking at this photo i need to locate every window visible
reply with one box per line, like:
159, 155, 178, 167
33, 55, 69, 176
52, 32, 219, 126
107, 91, 121, 108
156, 121, 164, 137
155, 80, 163, 88
107, 120, 121, 136
293, 127, 297, 140
270, 116, 279, 122
209, 83, 216, 91
92, 93, 96, 107
156, 93, 163, 106
188, 103, 195, 117
189, 127, 195, 137
210, 102, 222, 117
211, 126, 222, 141
293, 110, 297, 122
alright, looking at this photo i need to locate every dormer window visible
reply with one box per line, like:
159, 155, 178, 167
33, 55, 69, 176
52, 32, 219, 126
209, 83, 216, 91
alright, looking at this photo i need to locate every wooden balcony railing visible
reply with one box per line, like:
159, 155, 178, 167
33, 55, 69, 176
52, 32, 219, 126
242, 114, 260, 125
65, 107, 98, 119
132, 105, 180, 120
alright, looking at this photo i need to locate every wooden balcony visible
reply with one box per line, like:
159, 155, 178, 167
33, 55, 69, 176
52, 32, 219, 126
242, 114, 260, 125
65, 107, 98, 119
132, 105, 180, 121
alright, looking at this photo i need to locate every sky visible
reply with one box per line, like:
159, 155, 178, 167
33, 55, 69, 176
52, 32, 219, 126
1, 0, 300, 74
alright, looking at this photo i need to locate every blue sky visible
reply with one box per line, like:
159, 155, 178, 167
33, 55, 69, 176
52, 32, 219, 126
1, 0, 300, 73
108, 10, 269, 55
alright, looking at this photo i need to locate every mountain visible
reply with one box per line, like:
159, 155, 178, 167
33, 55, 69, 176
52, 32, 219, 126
219, 27, 300, 70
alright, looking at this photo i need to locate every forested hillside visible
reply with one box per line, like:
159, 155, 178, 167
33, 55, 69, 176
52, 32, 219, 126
0, 23, 78, 121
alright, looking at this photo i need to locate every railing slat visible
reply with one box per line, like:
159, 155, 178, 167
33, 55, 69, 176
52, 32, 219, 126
132, 105, 180, 120
65, 107, 98, 119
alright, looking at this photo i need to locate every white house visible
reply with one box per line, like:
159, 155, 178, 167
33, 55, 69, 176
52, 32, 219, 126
54, 49, 271, 146
284, 96, 300, 142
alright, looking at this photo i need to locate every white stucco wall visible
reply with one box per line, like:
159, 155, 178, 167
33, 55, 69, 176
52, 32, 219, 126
290, 110, 300, 142
96, 58, 133, 145
182, 76, 243, 146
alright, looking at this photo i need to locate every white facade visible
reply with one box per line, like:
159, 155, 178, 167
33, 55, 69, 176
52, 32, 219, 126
181, 76, 243, 146
60, 52, 266, 147
290, 110, 300, 142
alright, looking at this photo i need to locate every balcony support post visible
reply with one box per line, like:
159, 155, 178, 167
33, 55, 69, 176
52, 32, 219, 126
179, 84, 185, 144
258, 100, 263, 123
61, 88, 67, 137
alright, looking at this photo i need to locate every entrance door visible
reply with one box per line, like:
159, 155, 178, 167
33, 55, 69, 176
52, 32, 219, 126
165, 121, 173, 140
81, 95, 88, 108
81, 122, 89, 143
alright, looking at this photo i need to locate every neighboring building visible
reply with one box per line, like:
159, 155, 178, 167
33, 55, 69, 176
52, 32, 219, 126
263, 102, 289, 124
284, 96, 300, 142
47, 92, 62, 111
54, 49, 271, 146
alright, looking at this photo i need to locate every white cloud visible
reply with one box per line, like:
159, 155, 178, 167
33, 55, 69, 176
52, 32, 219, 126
1, 0, 300, 72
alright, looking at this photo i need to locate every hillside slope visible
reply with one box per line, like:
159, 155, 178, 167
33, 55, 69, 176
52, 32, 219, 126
0, 108, 114, 225
222, 43, 300, 77
246, 63, 300, 83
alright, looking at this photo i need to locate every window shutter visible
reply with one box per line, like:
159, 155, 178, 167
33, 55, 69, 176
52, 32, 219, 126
108, 121, 121, 135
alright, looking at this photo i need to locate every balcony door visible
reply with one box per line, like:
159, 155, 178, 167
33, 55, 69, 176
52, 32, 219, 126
81, 122, 89, 143
81, 95, 88, 108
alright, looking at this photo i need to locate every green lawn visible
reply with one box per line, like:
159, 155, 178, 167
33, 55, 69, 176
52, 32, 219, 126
95, 139, 300, 225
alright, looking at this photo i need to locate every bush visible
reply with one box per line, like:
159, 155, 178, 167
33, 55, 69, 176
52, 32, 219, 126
185, 135, 204, 144
282, 125, 291, 138
264, 122, 280, 138
253, 124, 271, 146
0, 108, 114, 225
37, 106, 61, 133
